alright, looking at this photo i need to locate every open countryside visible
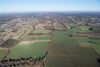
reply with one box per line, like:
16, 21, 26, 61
0, 12, 100, 67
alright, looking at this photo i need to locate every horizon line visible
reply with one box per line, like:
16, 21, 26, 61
0, 11, 100, 14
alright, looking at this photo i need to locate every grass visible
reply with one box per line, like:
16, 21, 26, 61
23, 36, 34, 40
67, 25, 90, 35
45, 24, 100, 67
33, 29, 50, 34
66, 24, 100, 55
0, 48, 8, 59
34, 36, 49, 40
68, 25, 100, 54
78, 38, 100, 55
79, 26, 90, 31
45, 31, 99, 67
6, 42, 48, 59
52, 31, 78, 45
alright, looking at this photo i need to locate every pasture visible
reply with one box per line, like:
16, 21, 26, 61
0, 48, 8, 59
5, 28, 50, 59
34, 35, 50, 40
45, 28, 100, 67
6, 42, 48, 59
67, 24, 100, 54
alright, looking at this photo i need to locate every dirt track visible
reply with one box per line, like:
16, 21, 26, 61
18, 40, 51, 45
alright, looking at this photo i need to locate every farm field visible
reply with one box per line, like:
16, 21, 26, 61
33, 29, 50, 34
0, 22, 51, 67
34, 36, 50, 40
5, 26, 51, 59
45, 31, 99, 67
33, 24, 51, 34
0, 23, 100, 67
0, 16, 100, 67
6, 42, 48, 59
0, 48, 8, 59
45, 24, 100, 67
65, 24, 100, 54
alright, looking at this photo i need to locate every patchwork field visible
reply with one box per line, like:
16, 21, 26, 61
45, 26, 100, 67
4, 26, 51, 60
0, 22, 100, 67
67, 24, 100, 55
0, 23, 51, 67
33, 24, 51, 34
46, 45, 99, 67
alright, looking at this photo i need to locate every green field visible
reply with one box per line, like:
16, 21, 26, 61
52, 31, 78, 45
0, 48, 8, 59
4, 28, 50, 59
34, 36, 49, 40
45, 25, 100, 67
23, 35, 34, 41
67, 24, 100, 54
6, 42, 48, 59
78, 38, 100, 54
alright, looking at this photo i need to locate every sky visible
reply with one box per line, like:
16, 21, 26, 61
0, 0, 100, 13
